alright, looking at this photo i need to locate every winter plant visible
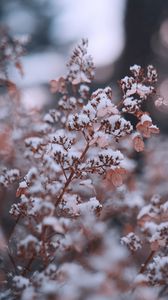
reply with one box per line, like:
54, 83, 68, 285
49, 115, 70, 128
1, 33, 168, 300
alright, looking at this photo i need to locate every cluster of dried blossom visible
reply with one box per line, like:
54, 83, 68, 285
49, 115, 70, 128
1, 36, 168, 300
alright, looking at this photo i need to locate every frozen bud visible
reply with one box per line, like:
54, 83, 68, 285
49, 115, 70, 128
13, 276, 29, 290
147, 256, 168, 285
50, 77, 67, 94
147, 65, 157, 83
79, 84, 90, 98
18, 235, 39, 258
25, 137, 44, 153
130, 64, 142, 77
42, 216, 65, 234
104, 86, 113, 99
26, 167, 38, 182
136, 113, 159, 138
132, 134, 144, 152
150, 222, 168, 248
155, 97, 164, 107
67, 39, 94, 84
121, 232, 142, 252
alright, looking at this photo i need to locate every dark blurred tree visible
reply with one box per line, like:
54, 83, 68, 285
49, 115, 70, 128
103, 0, 168, 90
115, 0, 168, 79
112, 0, 168, 133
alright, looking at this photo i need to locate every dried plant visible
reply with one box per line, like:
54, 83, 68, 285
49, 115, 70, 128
1, 36, 168, 300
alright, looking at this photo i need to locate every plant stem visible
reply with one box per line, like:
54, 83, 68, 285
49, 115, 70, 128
55, 142, 89, 207
139, 250, 155, 274
21, 256, 34, 276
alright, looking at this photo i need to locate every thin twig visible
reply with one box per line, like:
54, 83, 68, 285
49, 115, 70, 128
21, 256, 34, 276
130, 250, 156, 295
139, 250, 155, 274
60, 162, 68, 180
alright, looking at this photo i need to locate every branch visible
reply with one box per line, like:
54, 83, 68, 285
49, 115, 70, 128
55, 142, 89, 207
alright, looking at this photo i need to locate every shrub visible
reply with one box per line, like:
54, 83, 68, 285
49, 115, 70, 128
1, 35, 168, 300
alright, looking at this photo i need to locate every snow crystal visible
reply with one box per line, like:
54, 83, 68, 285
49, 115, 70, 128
50, 143, 66, 155
58, 262, 105, 289
77, 197, 102, 215
137, 84, 153, 98
29, 197, 55, 216
83, 102, 96, 120
144, 222, 158, 235
13, 275, 29, 289
140, 114, 152, 124
7, 169, 20, 178
21, 287, 35, 300
79, 84, 90, 97
19, 181, 27, 189
25, 137, 43, 148
100, 149, 124, 161
137, 204, 151, 219
19, 235, 39, 250
43, 113, 54, 123
42, 216, 64, 234
123, 191, 144, 208
148, 256, 168, 283
43, 155, 61, 173
130, 64, 141, 76
150, 222, 168, 244
29, 181, 44, 194
78, 113, 90, 126
26, 167, 38, 182
60, 193, 79, 214
161, 201, 168, 212
121, 232, 142, 252
134, 273, 148, 284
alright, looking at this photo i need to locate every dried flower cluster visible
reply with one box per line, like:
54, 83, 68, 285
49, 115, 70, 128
1, 36, 168, 300
0, 27, 28, 78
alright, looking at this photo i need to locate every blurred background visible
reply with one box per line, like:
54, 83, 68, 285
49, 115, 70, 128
0, 0, 168, 130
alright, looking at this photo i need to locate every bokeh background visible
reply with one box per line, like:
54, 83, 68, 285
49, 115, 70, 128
1, 0, 168, 130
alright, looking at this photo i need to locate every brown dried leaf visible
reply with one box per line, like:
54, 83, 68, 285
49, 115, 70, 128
50, 77, 67, 94
106, 168, 125, 187
90, 134, 109, 148
7, 81, 20, 100
150, 240, 159, 251
149, 125, 160, 135
16, 187, 27, 198
15, 61, 24, 77
133, 136, 144, 152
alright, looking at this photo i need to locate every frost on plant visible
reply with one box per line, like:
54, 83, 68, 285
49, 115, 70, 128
1, 36, 168, 300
